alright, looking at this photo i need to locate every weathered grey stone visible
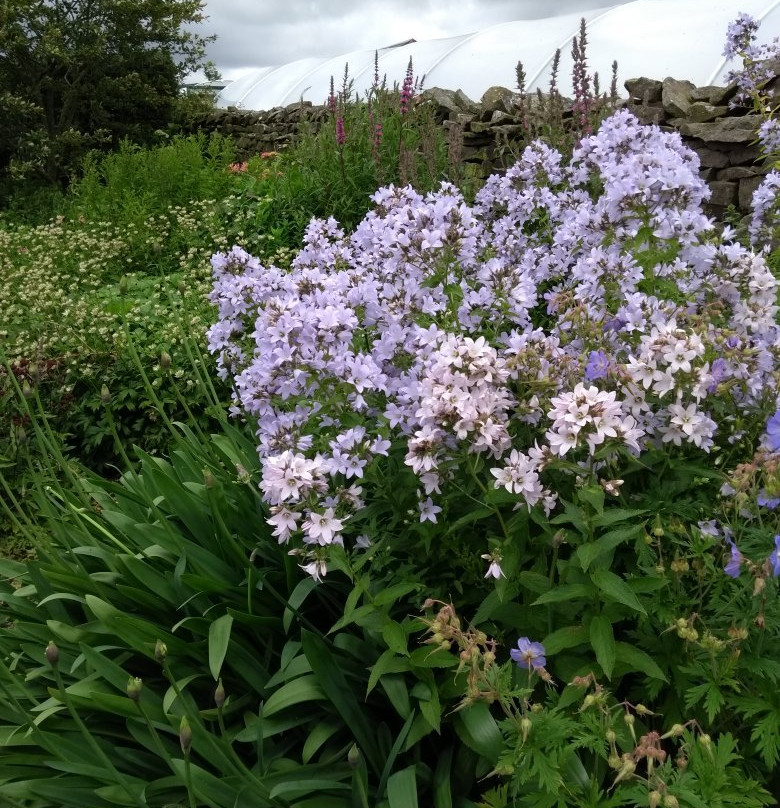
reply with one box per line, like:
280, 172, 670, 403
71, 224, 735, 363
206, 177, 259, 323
480, 86, 516, 113
420, 87, 465, 117
686, 102, 729, 123
466, 121, 492, 135
493, 124, 526, 137
689, 84, 738, 106
455, 112, 476, 125
454, 89, 477, 112
728, 143, 763, 165
716, 166, 766, 180
626, 103, 666, 125
624, 77, 662, 103
677, 115, 763, 143
739, 176, 765, 209
661, 78, 695, 117
708, 181, 738, 207
490, 110, 515, 125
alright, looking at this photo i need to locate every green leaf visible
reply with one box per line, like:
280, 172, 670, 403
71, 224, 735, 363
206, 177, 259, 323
373, 582, 420, 607
455, 702, 503, 764
382, 619, 408, 656
532, 583, 591, 606
262, 674, 326, 717
269, 779, 350, 800
283, 577, 317, 634
408, 647, 459, 668
542, 625, 587, 655
589, 616, 616, 679
432, 745, 453, 808
387, 765, 419, 808
208, 613, 233, 681
591, 570, 646, 615
368, 649, 410, 695
381, 674, 412, 720
577, 524, 645, 571
301, 630, 382, 775
592, 508, 648, 527
614, 642, 667, 681
577, 485, 604, 516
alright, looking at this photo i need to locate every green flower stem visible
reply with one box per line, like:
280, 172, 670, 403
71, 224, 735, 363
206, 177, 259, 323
122, 320, 175, 432
467, 453, 512, 543
0, 471, 38, 545
52, 667, 144, 807
183, 751, 197, 808
103, 402, 133, 469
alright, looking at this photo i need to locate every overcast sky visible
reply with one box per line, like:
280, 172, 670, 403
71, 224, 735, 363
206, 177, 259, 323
194, 0, 627, 80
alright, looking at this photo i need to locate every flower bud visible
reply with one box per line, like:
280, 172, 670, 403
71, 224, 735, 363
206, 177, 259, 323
126, 677, 143, 701
235, 463, 251, 484
635, 703, 651, 715
154, 639, 167, 661
100, 384, 111, 405
347, 744, 361, 769
45, 642, 59, 667
607, 754, 621, 769
16, 425, 27, 445
119, 276, 128, 296
663, 795, 680, 808
214, 679, 226, 709
520, 716, 532, 741
22, 380, 32, 399
179, 716, 192, 754
648, 791, 662, 808
605, 729, 616, 744
160, 352, 171, 371
203, 468, 215, 488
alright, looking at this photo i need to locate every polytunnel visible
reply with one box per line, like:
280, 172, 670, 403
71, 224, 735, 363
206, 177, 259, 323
216, 0, 780, 111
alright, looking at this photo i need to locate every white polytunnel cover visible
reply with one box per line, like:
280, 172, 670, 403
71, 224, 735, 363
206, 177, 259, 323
217, 0, 780, 111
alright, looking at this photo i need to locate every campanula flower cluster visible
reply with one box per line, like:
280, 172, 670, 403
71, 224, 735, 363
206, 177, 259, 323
208, 110, 780, 579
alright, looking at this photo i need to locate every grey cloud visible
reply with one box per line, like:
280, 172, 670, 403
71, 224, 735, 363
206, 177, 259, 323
195, 0, 629, 77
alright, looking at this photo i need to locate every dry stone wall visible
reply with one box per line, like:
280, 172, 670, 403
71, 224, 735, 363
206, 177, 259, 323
190, 67, 778, 220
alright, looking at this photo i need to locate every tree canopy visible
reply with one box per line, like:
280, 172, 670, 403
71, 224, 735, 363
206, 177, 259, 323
0, 0, 214, 187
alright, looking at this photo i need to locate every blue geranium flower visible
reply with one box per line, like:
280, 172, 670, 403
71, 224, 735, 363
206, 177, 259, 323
510, 637, 546, 670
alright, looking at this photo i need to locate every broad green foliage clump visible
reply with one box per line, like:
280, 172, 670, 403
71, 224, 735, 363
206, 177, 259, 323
0, 14, 779, 808
0, 0, 213, 193
1, 104, 779, 806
